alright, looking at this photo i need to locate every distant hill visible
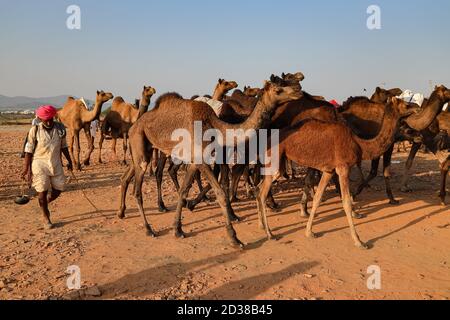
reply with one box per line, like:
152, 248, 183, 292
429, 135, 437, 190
0, 94, 94, 112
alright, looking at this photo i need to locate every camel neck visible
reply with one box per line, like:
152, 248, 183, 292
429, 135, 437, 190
138, 96, 152, 119
352, 103, 400, 160
405, 91, 446, 131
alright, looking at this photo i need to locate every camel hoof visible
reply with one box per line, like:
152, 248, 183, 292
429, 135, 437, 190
401, 186, 413, 193
306, 231, 318, 239
230, 196, 240, 203
389, 199, 400, 205
186, 200, 196, 212
267, 202, 280, 210
83, 160, 90, 166
158, 206, 169, 213
232, 240, 245, 250
230, 214, 242, 223
117, 211, 125, 220
175, 230, 186, 239
299, 211, 310, 218
146, 228, 157, 238
45, 222, 54, 230
352, 212, 366, 219
357, 242, 370, 250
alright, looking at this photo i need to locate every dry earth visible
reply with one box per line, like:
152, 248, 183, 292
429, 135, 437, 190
0, 125, 449, 300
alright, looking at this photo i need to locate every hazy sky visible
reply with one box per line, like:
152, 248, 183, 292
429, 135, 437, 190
0, 0, 449, 102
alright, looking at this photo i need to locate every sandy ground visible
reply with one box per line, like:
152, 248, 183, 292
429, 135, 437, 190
0, 125, 449, 300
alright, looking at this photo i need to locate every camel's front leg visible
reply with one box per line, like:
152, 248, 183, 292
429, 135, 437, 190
82, 126, 93, 166
73, 131, 82, 171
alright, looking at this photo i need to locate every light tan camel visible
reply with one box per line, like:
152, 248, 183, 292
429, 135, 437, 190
57, 90, 113, 170
118, 81, 302, 248
98, 86, 156, 164
256, 97, 415, 248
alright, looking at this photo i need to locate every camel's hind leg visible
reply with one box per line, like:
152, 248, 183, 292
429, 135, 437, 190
82, 125, 93, 166
156, 153, 169, 213
305, 171, 333, 239
353, 158, 380, 199
98, 131, 105, 164
118, 165, 135, 219
173, 164, 197, 238
198, 164, 243, 248
382, 145, 399, 205
400, 142, 422, 192
122, 134, 128, 166
73, 131, 82, 171
336, 167, 368, 249
255, 172, 280, 240
439, 159, 449, 206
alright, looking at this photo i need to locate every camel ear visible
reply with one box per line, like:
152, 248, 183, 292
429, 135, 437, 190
270, 74, 276, 82
281, 72, 286, 78
376, 87, 381, 93
218, 79, 224, 84
97, 90, 100, 95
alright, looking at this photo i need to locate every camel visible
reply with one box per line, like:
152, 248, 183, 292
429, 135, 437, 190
255, 97, 416, 248
57, 90, 114, 170
350, 85, 450, 203
400, 97, 450, 205
98, 86, 156, 165
243, 86, 261, 97
118, 81, 302, 248
152, 79, 239, 212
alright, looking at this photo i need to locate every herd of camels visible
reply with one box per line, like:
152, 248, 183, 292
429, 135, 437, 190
55, 72, 450, 249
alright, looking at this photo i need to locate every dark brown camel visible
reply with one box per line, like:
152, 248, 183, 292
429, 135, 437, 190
351, 85, 450, 204
98, 86, 156, 165
118, 81, 302, 248
400, 98, 450, 205
256, 97, 415, 248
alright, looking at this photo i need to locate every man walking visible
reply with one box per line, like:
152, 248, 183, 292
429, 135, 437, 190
21, 105, 73, 229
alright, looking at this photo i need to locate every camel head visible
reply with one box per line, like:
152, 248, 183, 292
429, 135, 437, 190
270, 73, 303, 91
216, 78, 238, 95
96, 90, 114, 104
243, 86, 261, 98
433, 85, 450, 102
142, 86, 156, 99
260, 81, 303, 106
282, 72, 305, 83
371, 87, 403, 103
389, 97, 420, 117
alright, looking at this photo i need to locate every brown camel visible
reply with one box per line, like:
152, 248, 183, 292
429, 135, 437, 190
256, 97, 415, 248
118, 81, 302, 248
98, 86, 156, 165
153, 79, 239, 212
400, 96, 450, 205
243, 86, 261, 97
351, 85, 450, 203
57, 90, 114, 170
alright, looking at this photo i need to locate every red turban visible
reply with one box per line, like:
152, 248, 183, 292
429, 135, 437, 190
36, 105, 57, 121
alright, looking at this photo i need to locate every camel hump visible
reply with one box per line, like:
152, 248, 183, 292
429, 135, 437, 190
153, 92, 183, 109
113, 96, 126, 104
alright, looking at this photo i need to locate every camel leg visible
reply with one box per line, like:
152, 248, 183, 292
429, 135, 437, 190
82, 126, 93, 166
68, 132, 75, 166
243, 167, 254, 199
74, 131, 82, 171
168, 162, 181, 191
194, 170, 210, 201
300, 169, 317, 218
219, 165, 240, 222
336, 167, 368, 249
198, 164, 243, 248
111, 138, 117, 161
98, 132, 105, 164
305, 172, 333, 239
156, 153, 169, 213
439, 160, 449, 206
382, 145, 399, 205
173, 164, 197, 238
400, 142, 422, 193
118, 165, 135, 219
134, 158, 156, 237
122, 134, 128, 166
255, 172, 280, 240
230, 164, 246, 202
353, 158, 380, 199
